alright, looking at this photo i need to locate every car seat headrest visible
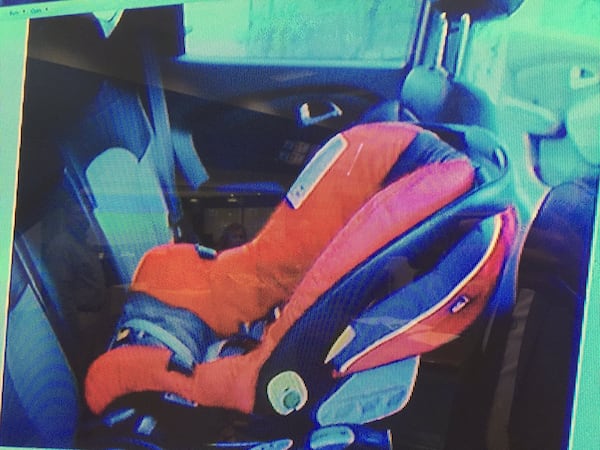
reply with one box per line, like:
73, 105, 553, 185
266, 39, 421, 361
400, 66, 452, 122
401, 65, 494, 127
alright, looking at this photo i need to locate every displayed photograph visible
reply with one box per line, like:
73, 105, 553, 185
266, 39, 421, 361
0, 0, 598, 449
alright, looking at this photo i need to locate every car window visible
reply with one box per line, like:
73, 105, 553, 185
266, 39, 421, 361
183, 0, 422, 67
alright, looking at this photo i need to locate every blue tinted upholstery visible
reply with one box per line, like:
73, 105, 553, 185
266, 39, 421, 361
86, 147, 171, 281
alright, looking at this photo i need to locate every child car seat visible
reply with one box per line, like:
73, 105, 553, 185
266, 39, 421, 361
82, 122, 518, 449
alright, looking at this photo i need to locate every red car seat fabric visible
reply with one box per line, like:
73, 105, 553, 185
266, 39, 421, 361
129, 122, 425, 336
85, 123, 475, 416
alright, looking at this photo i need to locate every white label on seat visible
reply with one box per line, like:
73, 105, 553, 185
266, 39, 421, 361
286, 134, 347, 209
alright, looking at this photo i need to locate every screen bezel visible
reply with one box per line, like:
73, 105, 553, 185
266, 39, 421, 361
0, 20, 28, 402
0, 3, 598, 448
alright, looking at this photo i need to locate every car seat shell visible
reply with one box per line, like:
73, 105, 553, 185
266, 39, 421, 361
83, 122, 520, 450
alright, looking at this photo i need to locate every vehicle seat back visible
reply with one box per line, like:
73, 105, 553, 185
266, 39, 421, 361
85, 147, 171, 281
508, 180, 597, 449
60, 81, 171, 282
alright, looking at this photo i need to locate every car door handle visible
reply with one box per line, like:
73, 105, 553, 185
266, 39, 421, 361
298, 101, 343, 127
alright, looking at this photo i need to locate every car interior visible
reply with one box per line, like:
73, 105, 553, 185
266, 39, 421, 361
0, 0, 598, 449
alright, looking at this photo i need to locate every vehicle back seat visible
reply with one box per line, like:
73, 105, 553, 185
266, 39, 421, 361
60, 81, 207, 282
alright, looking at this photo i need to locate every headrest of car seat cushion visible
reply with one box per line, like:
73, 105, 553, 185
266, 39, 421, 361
400, 66, 452, 122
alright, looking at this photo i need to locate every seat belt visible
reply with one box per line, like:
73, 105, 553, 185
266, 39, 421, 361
142, 45, 208, 240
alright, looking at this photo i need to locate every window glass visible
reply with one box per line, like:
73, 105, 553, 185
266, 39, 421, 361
183, 0, 421, 66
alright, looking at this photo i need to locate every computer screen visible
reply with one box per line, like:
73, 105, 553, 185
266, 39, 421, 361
0, 0, 598, 448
